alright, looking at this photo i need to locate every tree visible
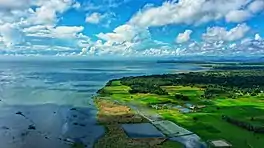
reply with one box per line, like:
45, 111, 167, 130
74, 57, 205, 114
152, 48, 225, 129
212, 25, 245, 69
175, 94, 190, 101
193, 117, 198, 121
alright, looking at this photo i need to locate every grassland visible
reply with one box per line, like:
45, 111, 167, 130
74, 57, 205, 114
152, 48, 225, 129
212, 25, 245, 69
96, 78, 264, 148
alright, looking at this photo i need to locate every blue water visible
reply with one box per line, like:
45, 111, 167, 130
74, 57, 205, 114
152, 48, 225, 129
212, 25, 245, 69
0, 59, 205, 148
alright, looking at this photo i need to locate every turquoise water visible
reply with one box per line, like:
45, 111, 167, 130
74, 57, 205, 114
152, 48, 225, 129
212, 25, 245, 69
0, 59, 205, 148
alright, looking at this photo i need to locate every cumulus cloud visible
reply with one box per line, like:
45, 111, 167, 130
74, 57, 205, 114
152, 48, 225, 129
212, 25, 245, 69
96, 25, 138, 43
202, 24, 250, 42
225, 10, 252, 23
248, 0, 264, 13
72, 1, 81, 9
0, 0, 86, 53
29, 0, 77, 25
77, 33, 92, 48
0, 0, 78, 25
0, 0, 31, 10
24, 25, 84, 39
95, 24, 151, 54
128, 0, 264, 28
229, 43, 237, 49
0, 0, 263, 57
0, 23, 24, 47
176, 30, 192, 43
51, 26, 84, 39
89, 24, 173, 56
79, 48, 88, 55
129, 0, 254, 27
141, 47, 181, 57
255, 34, 262, 41
85, 12, 104, 24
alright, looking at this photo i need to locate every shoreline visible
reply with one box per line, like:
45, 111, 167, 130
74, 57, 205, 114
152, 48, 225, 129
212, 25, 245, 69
92, 69, 208, 148
92, 67, 264, 148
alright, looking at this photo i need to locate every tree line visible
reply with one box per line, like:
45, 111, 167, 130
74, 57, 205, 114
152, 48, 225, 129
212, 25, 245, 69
109, 70, 264, 98
222, 115, 264, 134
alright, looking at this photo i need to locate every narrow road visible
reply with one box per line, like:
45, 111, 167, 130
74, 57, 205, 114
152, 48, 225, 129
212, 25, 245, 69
127, 103, 207, 148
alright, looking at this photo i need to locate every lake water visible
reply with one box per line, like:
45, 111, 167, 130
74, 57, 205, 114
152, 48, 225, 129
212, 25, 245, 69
0, 59, 205, 148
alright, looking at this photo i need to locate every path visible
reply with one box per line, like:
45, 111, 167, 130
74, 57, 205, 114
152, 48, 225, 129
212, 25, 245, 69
127, 102, 207, 148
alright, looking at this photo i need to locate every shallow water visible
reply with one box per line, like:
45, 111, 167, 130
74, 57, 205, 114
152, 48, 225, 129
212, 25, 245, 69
0, 59, 205, 148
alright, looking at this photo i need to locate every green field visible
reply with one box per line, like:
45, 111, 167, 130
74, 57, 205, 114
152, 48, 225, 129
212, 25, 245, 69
97, 79, 264, 148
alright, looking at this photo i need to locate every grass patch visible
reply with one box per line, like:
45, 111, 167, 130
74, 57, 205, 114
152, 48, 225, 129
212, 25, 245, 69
110, 80, 122, 86
159, 105, 264, 148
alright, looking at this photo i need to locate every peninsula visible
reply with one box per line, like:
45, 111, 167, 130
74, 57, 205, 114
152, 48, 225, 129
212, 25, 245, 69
93, 64, 264, 148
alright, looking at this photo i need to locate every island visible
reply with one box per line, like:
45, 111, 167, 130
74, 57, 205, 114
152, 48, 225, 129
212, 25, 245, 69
92, 65, 264, 148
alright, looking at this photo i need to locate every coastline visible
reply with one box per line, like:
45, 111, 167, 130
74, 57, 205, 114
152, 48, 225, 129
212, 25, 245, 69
92, 70, 207, 148
92, 67, 264, 148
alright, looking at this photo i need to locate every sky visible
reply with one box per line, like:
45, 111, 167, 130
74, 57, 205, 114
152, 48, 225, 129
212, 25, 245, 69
0, 0, 264, 57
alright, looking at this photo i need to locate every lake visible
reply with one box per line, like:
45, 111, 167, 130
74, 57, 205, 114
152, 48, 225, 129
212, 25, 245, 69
0, 59, 205, 148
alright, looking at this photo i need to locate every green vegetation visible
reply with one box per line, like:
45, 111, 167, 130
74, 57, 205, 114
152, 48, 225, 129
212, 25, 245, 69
97, 69, 264, 148
222, 115, 264, 133
71, 143, 85, 148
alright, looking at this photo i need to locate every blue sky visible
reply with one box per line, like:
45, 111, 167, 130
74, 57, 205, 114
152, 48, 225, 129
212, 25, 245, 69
0, 0, 264, 57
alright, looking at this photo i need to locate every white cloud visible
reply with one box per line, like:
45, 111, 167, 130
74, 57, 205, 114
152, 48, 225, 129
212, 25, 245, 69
0, 0, 263, 57
0, 0, 77, 26
176, 30, 192, 43
85, 12, 104, 24
33, 7, 57, 25
203, 24, 250, 42
225, 10, 252, 23
79, 47, 88, 55
23, 25, 49, 33
248, 0, 264, 13
188, 42, 197, 48
72, 1, 81, 9
0, 0, 31, 10
24, 25, 84, 39
77, 33, 92, 48
30, 0, 75, 25
0, 0, 89, 55
87, 39, 134, 56
255, 34, 262, 40
0, 23, 24, 47
129, 0, 252, 28
141, 48, 180, 56
241, 37, 252, 45
96, 24, 137, 43
90, 24, 163, 56
229, 43, 237, 49
52, 26, 84, 38
83, 0, 131, 11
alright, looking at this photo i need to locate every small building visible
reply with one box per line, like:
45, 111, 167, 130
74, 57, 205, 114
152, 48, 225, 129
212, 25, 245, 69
208, 139, 232, 147
185, 103, 196, 110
